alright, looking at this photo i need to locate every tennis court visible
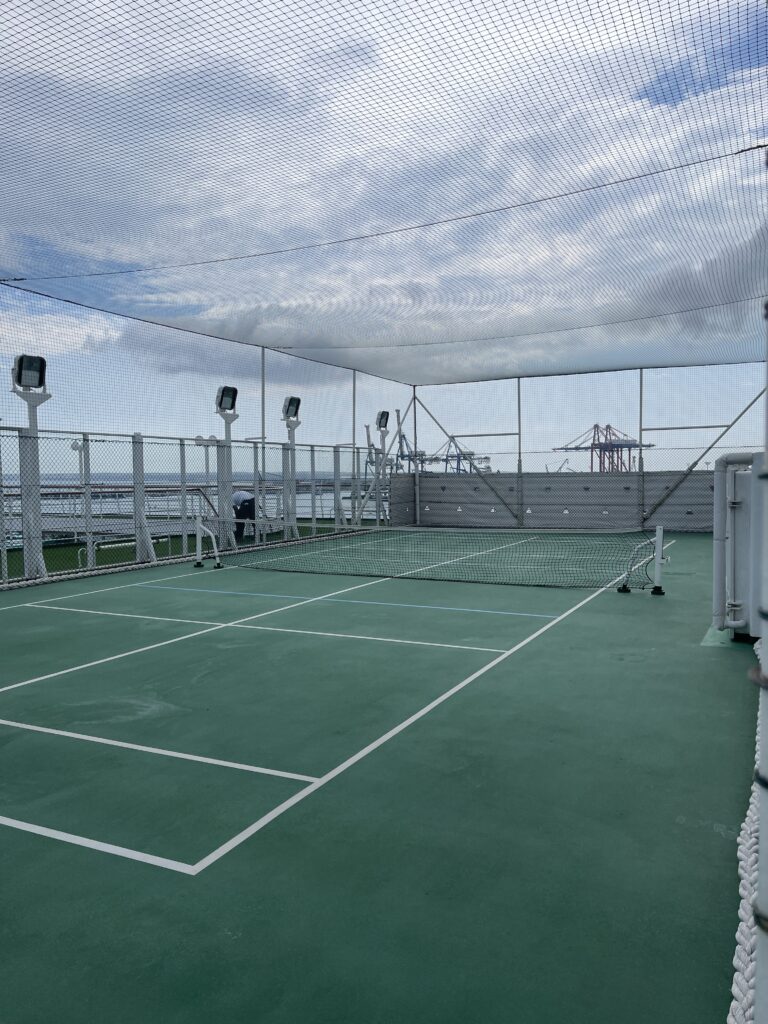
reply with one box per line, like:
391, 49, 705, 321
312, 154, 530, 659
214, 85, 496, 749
0, 531, 756, 1023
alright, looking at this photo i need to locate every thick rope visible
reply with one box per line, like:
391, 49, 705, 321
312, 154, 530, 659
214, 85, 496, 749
728, 641, 763, 1024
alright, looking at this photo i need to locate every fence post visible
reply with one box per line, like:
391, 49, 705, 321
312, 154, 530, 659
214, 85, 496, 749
517, 377, 524, 527
0, 434, 8, 583
282, 443, 292, 539
638, 369, 645, 526
82, 434, 95, 568
132, 433, 156, 563
412, 387, 420, 526
310, 445, 317, 535
215, 440, 236, 550
18, 427, 47, 578
333, 445, 347, 528
179, 440, 188, 556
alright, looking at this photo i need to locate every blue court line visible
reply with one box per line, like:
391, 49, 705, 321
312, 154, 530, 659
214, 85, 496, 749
140, 584, 557, 619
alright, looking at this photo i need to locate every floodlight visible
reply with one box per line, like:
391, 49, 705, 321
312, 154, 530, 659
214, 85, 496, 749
283, 396, 301, 420
216, 385, 238, 412
376, 410, 389, 431
13, 354, 46, 389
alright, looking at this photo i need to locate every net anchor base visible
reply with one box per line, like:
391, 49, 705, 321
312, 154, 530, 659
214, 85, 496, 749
617, 583, 631, 593
651, 585, 665, 596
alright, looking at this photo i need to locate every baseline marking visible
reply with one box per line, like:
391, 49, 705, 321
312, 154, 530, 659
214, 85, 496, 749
0, 718, 317, 782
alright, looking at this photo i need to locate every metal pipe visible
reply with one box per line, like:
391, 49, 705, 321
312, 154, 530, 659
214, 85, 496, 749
643, 424, 729, 432
712, 451, 756, 629
82, 434, 95, 568
412, 386, 420, 526
0, 434, 8, 583
416, 396, 519, 522
646, 387, 765, 520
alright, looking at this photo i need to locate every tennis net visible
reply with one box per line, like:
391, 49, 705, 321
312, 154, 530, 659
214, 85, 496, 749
201, 521, 663, 590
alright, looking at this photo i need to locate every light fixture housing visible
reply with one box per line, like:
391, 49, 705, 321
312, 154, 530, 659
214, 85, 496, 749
376, 410, 389, 431
283, 396, 301, 419
216, 385, 238, 412
13, 354, 47, 389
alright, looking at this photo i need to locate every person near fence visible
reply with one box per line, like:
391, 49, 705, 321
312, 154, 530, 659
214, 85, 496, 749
232, 489, 255, 542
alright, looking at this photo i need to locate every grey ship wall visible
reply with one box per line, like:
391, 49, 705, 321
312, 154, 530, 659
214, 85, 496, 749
389, 471, 715, 531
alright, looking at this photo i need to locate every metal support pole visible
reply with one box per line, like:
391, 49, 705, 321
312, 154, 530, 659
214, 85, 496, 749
0, 434, 8, 584
282, 443, 292, 539
251, 442, 261, 543
215, 440, 236, 550
333, 445, 347, 528
412, 386, 420, 526
132, 433, 156, 563
310, 445, 317, 535
12, 379, 51, 580
261, 345, 267, 534
18, 427, 47, 579
517, 377, 524, 527
416, 395, 520, 522
82, 434, 95, 568
755, 299, 768, 1024
351, 370, 357, 523
645, 386, 766, 519
179, 440, 188, 556
638, 369, 645, 526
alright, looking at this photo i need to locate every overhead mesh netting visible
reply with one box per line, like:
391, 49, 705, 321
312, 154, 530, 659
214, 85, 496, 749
1, 0, 765, 385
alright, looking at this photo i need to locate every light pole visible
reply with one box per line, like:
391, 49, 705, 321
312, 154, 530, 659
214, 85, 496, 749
282, 396, 301, 539
11, 354, 51, 578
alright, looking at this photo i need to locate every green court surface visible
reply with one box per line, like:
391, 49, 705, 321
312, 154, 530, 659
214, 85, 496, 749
0, 533, 757, 1023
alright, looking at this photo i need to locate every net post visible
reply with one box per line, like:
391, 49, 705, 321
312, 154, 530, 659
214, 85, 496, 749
132, 433, 156, 564
651, 525, 665, 595
82, 433, 95, 569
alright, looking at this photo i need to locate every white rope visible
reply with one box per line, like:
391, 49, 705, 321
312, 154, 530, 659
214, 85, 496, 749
728, 640, 763, 1024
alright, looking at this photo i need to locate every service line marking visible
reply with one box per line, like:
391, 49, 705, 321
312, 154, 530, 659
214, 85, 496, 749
143, 584, 558, 620
28, 604, 506, 654
0, 815, 197, 874
0, 717, 317, 783
0, 574, 400, 696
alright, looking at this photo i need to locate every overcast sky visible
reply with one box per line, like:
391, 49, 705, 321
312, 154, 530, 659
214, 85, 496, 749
0, 0, 765, 459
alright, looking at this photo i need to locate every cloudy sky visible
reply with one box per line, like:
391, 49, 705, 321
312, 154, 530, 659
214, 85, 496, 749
0, 0, 765, 454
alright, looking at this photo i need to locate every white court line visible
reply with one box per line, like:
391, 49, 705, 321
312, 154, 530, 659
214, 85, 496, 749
0, 717, 317, 783
0, 574, 398, 696
241, 623, 505, 654
29, 604, 505, 653
0, 540, 673, 872
1, 536, 538, 697
0, 815, 197, 874
191, 541, 676, 874
0, 566, 233, 613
